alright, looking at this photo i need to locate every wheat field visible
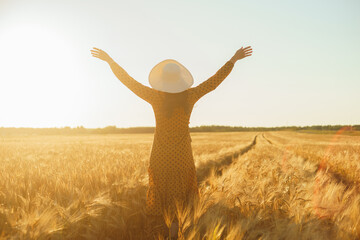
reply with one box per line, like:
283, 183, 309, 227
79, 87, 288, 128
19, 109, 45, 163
0, 131, 359, 239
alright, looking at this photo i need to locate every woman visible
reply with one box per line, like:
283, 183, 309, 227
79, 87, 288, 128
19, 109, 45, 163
91, 46, 252, 238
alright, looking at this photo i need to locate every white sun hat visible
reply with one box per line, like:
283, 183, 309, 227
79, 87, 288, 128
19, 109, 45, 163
149, 59, 194, 93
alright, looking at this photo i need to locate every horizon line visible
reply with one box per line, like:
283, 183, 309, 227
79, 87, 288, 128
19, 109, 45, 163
1, 124, 359, 129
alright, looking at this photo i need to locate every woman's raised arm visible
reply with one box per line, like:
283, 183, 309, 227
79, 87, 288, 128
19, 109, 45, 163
91, 47, 157, 104
188, 46, 252, 104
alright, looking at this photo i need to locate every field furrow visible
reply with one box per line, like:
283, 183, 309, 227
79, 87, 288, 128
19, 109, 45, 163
198, 134, 359, 239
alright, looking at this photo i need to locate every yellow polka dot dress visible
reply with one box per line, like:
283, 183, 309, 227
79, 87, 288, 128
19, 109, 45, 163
109, 60, 235, 216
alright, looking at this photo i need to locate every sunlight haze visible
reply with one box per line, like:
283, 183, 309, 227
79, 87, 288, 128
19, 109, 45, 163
0, 0, 359, 128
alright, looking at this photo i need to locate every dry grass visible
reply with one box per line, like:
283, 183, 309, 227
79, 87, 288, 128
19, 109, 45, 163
0, 132, 359, 239
265, 131, 360, 186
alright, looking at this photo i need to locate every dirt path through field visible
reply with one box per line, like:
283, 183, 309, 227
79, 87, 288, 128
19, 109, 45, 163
196, 134, 258, 183
197, 133, 359, 239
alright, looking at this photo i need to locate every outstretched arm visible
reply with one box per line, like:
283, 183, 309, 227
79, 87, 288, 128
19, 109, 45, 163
188, 46, 252, 104
91, 47, 156, 104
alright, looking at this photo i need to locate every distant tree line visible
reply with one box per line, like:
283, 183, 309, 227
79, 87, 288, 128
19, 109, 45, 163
0, 124, 359, 135
190, 125, 360, 132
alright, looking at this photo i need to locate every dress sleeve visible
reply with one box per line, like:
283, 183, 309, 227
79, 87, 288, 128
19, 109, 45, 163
108, 61, 157, 104
188, 60, 234, 104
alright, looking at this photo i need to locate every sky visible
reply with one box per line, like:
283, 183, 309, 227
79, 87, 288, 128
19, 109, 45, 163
0, 0, 359, 128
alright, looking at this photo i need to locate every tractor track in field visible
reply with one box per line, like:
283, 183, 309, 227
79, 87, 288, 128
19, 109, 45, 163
198, 132, 358, 192
263, 133, 360, 192
196, 134, 258, 183
262, 133, 273, 145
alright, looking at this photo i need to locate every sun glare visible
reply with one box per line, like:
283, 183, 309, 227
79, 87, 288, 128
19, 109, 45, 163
0, 23, 85, 127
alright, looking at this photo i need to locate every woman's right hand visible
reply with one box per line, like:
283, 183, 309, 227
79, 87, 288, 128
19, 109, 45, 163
230, 46, 253, 63
90, 47, 113, 62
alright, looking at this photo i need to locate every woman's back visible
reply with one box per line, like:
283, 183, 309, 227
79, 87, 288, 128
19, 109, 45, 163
151, 90, 193, 144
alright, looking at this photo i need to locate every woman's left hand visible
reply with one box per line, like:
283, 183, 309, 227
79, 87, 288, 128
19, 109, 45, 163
90, 47, 113, 62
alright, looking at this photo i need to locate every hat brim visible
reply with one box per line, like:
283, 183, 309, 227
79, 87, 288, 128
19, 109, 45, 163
149, 59, 194, 93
